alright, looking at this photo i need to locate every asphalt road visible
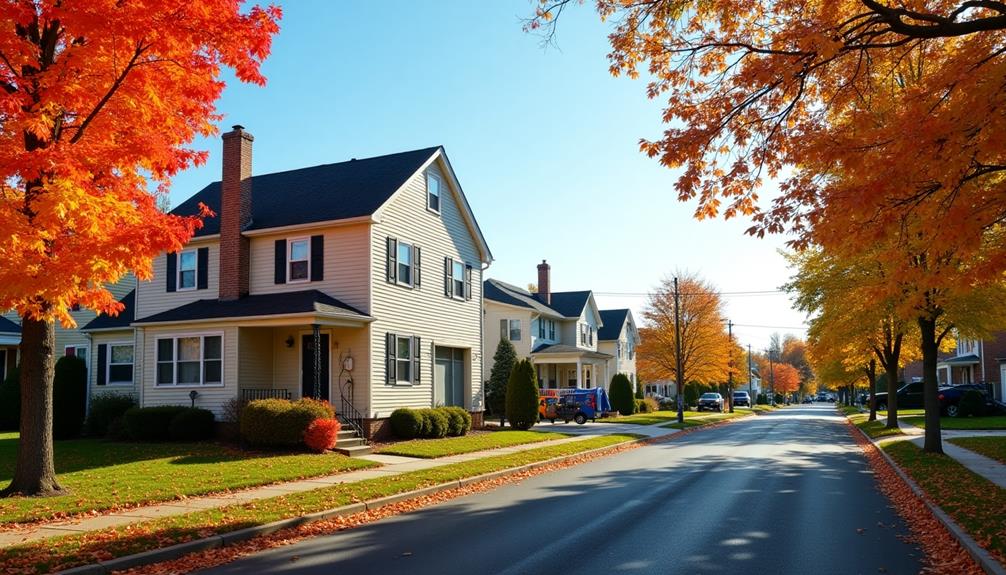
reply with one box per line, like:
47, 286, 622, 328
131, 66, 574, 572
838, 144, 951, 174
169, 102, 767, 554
198, 404, 923, 575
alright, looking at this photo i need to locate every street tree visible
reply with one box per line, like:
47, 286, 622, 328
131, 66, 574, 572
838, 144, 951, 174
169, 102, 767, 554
0, 1, 281, 497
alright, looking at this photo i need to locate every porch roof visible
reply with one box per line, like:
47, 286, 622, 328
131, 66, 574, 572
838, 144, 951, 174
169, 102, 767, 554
0, 316, 20, 336
938, 354, 981, 366
132, 290, 371, 327
81, 290, 134, 332
530, 343, 612, 361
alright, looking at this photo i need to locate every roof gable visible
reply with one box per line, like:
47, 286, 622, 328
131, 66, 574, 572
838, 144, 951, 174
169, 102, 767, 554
483, 279, 562, 318
81, 290, 135, 331
598, 309, 628, 341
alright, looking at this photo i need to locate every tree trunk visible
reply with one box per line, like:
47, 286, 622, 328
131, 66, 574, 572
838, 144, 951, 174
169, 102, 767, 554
884, 359, 899, 430
1, 315, 64, 497
867, 360, 878, 422
918, 316, 943, 454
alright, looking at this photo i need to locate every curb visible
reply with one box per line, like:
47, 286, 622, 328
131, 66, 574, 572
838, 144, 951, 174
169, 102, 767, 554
850, 421, 1006, 575
52, 433, 662, 575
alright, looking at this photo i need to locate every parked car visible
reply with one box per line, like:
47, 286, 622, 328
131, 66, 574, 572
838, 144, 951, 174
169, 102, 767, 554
815, 392, 828, 402
802, 396, 813, 404
874, 381, 925, 411
938, 384, 994, 417
697, 392, 725, 412
733, 391, 751, 407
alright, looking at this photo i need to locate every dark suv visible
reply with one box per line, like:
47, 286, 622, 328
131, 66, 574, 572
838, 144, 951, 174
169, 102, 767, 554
874, 381, 924, 411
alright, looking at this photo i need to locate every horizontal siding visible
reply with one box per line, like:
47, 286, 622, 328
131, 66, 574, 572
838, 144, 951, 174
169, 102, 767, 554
238, 328, 273, 390
88, 330, 139, 401
483, 303, 532, 363
369, 159, 485, 417
248, 224, 371, 313
269, 325, 370, 415
136, 242, 220, 320
141, 325, 238, 415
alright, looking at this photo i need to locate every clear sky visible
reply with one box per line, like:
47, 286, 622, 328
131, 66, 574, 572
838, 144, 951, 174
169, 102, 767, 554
166, 0, 808, 351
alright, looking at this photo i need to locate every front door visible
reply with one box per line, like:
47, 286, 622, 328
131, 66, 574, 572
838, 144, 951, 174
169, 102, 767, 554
301, 333, 330, 401
435, 347, 465, 407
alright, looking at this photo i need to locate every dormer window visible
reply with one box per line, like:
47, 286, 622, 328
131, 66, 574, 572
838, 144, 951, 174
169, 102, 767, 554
427, 172, 441, 213
288, 238, 310, 282
178, 250, 197, 290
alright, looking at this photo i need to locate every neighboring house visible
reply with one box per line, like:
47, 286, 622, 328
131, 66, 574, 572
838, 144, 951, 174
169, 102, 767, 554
0, 316, 20, 382
80, 126, 491, 439
484, 260, 639, 391
80, 290, 138, 403
597, 309, 639, 389
928, 333, 1006, 403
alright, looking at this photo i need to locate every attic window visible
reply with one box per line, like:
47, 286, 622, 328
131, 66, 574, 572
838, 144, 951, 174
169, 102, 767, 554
427, 172, 441, 213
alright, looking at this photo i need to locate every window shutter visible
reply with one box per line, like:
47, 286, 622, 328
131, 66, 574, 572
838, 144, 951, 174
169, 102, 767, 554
412, 336, 421, 384
413, 245, 421, 288
444, 257, 452, 297
274, 239, 287, 284
197, 247, 209, 290
97, 344, 107, 386
386, 237, 397, 283
386, 332, 396, 384
500, 319, 508, 341
465, 265, 473, 300
166, 252, 177, 293
310, 235, 324, 281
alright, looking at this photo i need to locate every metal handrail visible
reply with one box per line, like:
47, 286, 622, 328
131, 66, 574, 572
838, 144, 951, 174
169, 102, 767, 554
338, 378, 367, 441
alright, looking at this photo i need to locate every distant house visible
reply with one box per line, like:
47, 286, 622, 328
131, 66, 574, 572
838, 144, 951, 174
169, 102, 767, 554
73, 126, 492, 439
932, 333, 1006, 403
0, 316, 19, 382
483, 261, 639, 391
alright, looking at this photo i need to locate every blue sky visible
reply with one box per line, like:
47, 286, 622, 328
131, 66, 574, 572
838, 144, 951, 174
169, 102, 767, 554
167, 0, 807, 350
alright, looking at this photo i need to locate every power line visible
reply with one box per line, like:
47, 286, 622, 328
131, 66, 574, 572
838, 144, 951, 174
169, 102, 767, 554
731, 323, 808, 330
594, 290, 788, 298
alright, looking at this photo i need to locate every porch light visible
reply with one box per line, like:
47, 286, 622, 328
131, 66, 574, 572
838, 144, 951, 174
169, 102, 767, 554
285, 335, 294, 348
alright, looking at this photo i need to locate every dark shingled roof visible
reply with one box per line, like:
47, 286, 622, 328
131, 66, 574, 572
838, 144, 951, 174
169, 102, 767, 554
173, 147, 442, 237
546, 291, 592, 318
81, 290, 135, 331
531, 343, 612, 359
483, 279, 562, 318
133, 290, 370, 324
598, 309, 629, 341
0, 316, 20, 334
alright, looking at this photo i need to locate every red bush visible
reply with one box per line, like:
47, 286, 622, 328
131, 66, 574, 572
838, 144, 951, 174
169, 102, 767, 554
303, 417, 341, 453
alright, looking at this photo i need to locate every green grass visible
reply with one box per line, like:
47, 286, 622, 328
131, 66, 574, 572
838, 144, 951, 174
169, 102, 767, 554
876, 408, 926, 416
948, 437, 1006, 465
0, 432, 377, 525
839, 405, 861, 416
599, 410, 724, 426
901, 415, 1006, 429
0, 434, 641, 575
375, 431, 569, 458
660, 411, 747, 429
884, 441, 1006, 563
749, 405, 778, 413
847, 412, 903, 439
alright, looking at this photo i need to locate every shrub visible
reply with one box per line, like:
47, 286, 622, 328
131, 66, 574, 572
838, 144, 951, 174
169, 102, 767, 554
124, 405, 188, 441
0, 365, 20, 431
635, 399, 650, 413
53, 355, 88, 439
304, 418, 341, 453
641, 397, 659, 413
487, 338, 518, 420
609, 374, 635, 416
221, 397, 248, 424
635, 378, 645, 400
106, 416, 130, 441
417, 408, 449, 438
505, 359, 538, 430
441, 406, 471, 436
389, 408, 423, 439
240, 398, 334, 447
756, 393, 769, 405
774, 393, 785, 405
659, 397, 676, 411
683, 384, 700, 408
168, 407, 215, 441
958, 390, 987, 417
86, 392, 136, 437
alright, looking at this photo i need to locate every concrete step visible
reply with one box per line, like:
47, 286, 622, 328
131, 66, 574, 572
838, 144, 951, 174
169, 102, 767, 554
335, 437, 367, 448
337, 429, 359, 439
333, 444, 373, 457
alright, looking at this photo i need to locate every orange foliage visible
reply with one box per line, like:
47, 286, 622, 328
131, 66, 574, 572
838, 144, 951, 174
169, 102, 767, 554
765, 362, 801, 395
303, 418, 341, 453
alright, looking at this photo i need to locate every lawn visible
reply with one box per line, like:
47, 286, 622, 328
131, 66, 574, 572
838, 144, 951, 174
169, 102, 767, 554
948, 437, 1006, 465
0, 432, 377, 525
375, 430, 568, 458
0, 433, 641, 575
847, 412, 903, 439
600, 410, 724, 426
661, 411, 747, 429
884, 441, 1006, 563
901, 415, 1006, 430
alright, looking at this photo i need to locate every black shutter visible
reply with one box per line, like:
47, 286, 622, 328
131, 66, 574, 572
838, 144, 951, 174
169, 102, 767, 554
444, 257, 452, 297
412, 336, 421, 384
465, 265, 473, 300
310, 235, 324, 282
386, 332, 396, 384
413, 245, 421, 288
97, 344, 107, 386
274, 239, 287, 284
386, 237, 397, 283
166, 253, 177, 293
197, 247, 209, 290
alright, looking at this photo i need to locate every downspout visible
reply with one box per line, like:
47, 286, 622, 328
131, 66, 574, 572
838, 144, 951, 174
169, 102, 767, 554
480, 261, 490, 414
981, 339, 987, 383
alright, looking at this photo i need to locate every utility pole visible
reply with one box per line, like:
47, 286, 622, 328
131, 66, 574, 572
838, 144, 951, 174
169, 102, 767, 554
747, 343, 753, 397
674, 277, 685, 425
727, 320, 734, 413
768, 346, 776, 406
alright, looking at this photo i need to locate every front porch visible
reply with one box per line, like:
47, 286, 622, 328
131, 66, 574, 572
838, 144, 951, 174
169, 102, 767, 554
937, 354, 980, 386
531, 344, 613, 390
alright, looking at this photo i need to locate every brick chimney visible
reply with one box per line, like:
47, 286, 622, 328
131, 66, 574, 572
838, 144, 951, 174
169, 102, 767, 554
537, 259, 551, 305
219, 125, 253, 301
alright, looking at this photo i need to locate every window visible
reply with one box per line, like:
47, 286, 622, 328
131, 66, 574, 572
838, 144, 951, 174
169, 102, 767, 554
398, 241, 413, 286
549, 320, 555, 340
501, 319, 521, 341
427, 172, 441, 213
178, 250, 197, 290
617, 342, 622, 359
108, 344, 134, 384
288, 238, 310, 282
156, 334, 223, 386
538, 319, 545, 339
452, 260, 465, 299
396, 336, 412, 383
386, 333, 420, 385
579, 324, 587, 345
64, 345, 87, 365
589, 326, 594, 346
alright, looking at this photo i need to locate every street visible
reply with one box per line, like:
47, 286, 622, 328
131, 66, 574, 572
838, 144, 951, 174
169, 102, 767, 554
198, 405, 922, 575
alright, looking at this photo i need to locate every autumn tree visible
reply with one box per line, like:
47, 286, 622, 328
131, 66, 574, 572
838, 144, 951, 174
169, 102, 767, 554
0, 2, 280, 497
637, 272, 730, 422
764, 363, 801, 399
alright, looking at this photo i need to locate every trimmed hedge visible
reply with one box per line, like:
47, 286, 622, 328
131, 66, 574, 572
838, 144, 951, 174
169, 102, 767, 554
240, 398, 334, 448
419, 408, 449, 438
441, 406, 472, 436
124, 405, 189, 441
86, 392, 135, 437
756, 393, 769, 405
53, 355, 88, 439
609, 374, 635, 416
390, 408, 424, 439
389, 406, 472, 439
506, 359, 538, 430
167, 407, 216, 441
0, 365, 20, 431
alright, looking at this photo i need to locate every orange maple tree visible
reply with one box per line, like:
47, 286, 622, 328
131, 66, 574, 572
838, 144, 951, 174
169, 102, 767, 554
0, 1, 280, 497
764, 362, 801, 397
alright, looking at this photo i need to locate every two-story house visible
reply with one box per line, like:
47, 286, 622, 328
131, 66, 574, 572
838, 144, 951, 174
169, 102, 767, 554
933, 333, 1006, 403
78, 126, 492, 439
597, 309, 640, 389
483, 260, 640, 391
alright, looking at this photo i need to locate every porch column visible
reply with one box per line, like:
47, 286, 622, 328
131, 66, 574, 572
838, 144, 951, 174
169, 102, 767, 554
576, 358, 583, 389
312, 323, 321, 400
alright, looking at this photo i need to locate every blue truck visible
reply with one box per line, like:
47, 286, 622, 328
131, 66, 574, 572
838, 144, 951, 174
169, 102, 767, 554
554, 388, 612, 424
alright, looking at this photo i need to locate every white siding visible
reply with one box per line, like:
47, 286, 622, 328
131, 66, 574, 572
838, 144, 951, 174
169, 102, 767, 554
88, 330, 139, 401
141, 324, 238, 415
239, 328, 274, 390
270, 325, 371, 414
135, 241, 219, 320
483, 302, 532, 364
369, 160, 485, 417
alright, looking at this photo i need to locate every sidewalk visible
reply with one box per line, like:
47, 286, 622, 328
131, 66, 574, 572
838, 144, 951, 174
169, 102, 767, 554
0, 424, 675, 549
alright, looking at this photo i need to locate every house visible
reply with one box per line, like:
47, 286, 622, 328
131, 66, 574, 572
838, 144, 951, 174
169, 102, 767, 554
483, 260, 639, 391
79, 126, 492, 439
0, 316, 19, 382
597, 309, 639, 388
930, 333, 1006, 403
